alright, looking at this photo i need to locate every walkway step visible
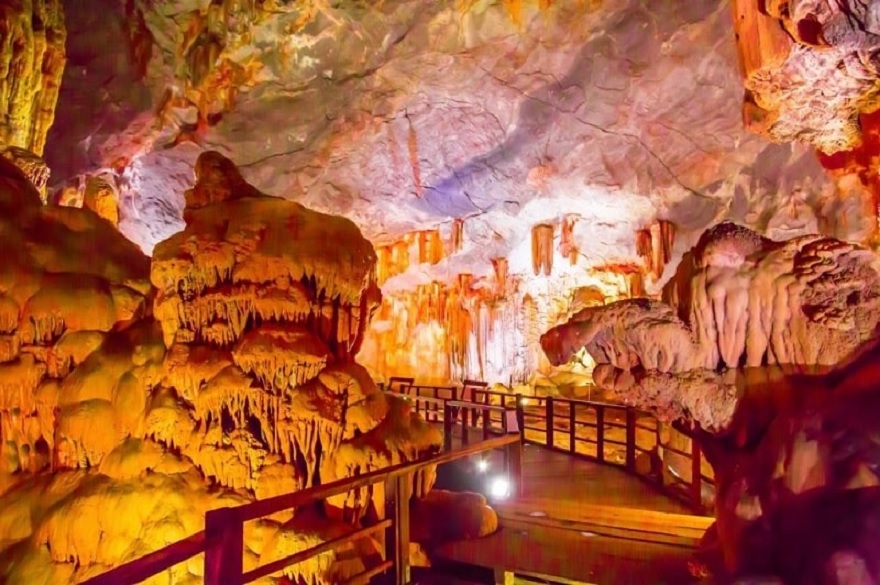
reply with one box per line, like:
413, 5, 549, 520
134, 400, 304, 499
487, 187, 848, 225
494, 498, 713, 546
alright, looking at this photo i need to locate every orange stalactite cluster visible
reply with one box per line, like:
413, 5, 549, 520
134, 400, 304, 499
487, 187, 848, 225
532, 223, 555, 276
375, 229, 446, 285
636, 220, 676, 282
559, 216, 579, 265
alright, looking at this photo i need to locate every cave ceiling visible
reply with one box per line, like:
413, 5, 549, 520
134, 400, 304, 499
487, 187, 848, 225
44, 0, 874, 288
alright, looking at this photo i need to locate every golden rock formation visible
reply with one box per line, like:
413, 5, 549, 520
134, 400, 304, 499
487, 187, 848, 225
0, 152, 441, 584
0, 0, 66, 156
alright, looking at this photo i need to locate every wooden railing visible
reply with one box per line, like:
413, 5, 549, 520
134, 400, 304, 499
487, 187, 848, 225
386, 379, 714, 514
83, 391, 521, 585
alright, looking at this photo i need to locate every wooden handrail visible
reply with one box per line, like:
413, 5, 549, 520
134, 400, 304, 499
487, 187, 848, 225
82, 531, 206, 585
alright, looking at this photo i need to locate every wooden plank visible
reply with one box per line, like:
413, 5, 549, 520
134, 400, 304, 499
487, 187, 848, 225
494, 498, 714, 533
80, 531, 206, 585
499, 514, 704, 547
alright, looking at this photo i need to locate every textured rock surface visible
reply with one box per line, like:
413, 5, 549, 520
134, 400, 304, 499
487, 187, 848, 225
41, 0, 879, 386
543, 222, 880, 430
696, 344, 880, 583
733, 0, 880, 153
0, 152, 440, 583
0, 0, 66, 156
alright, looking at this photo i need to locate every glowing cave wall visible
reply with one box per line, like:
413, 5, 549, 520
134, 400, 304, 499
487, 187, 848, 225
360, 217, 651, 386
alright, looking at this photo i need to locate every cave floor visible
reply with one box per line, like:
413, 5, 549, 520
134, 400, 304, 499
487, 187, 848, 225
431, 445, 707, 585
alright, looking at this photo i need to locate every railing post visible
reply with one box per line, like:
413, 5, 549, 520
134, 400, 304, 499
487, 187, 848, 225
515, 398, 525, 444
386, 474, 411, 585
596, 406, 605, 463
461, 406, 470, 446
568, 401, 576, 454
204, 508, 243, 585
625, 408, 636, 471
691, 430, 702, 508
443, 402, 453, 452
545, 396, 554, 448
506, 439, 523, 498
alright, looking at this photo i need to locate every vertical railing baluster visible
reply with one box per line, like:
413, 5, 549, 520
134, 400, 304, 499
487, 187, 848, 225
385, 474, 411, 585
691, 427, 702, 508
625, 408, 636, 471
545, 396, 554, 449
596, 406, 605, 463
569, 401, 576, 454
204, 508, 243, 585
443, 403, 453, 452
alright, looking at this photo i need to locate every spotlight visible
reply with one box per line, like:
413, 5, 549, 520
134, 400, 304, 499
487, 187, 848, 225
488, 476, 511, 499
476, 459, 489, 473
519, 397, 530, 406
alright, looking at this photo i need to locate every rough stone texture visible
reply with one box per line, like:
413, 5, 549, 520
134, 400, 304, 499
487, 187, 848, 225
696, 344, 880, 583
733, 0, 880, 153
41, 0, 879, 385
0, 147, 50, 201
0, 152, 440, 583
543, 222, 880, 430
0, 0, 66, 156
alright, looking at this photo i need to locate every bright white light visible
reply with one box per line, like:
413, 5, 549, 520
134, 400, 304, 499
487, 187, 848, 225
476, 459, 489, 473
520, 397, 530, 406
488, 476, 511, 499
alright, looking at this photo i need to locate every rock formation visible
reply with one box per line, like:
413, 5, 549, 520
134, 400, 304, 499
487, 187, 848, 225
0, 152, 440, 584
0, 0, 66, 156
733, 0, 880, 153
543, 222, 880, 582
37, 0, 878, 390
543, 221, 880, 431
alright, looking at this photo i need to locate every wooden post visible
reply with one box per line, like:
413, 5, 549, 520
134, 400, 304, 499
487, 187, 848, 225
691, 432, 702, 508
569, 401, 576, 454
461, 407, 470, 446
506, 439, 523, 498
625, 408, 636, 471
596, 406, 605, 463
204, 508, 243, 585
545, 396, 554, 448
443, 403, 453, 452
515, 399, 525, 443
386, 474, 411, 585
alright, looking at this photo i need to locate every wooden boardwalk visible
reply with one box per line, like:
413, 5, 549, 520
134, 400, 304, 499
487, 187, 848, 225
431, 445, 710, 585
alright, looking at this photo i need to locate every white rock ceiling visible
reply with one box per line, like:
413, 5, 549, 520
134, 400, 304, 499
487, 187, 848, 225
45, 0, 871, 287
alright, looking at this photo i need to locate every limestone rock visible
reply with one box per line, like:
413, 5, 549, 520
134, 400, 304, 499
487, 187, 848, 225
0, 0, 66, 156
733, 0, 880, 153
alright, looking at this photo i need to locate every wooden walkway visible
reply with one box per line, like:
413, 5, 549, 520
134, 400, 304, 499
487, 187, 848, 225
431, 446, 710, 585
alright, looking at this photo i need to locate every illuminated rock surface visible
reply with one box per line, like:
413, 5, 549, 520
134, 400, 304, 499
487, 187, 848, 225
733, 0, 880, 153
544, 223, 880, 582
544, 222, 880, 430
40, 0, 879, 385
0, 153, 440, 583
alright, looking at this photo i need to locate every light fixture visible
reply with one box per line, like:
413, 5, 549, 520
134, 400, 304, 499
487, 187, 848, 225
520, 397, 530, 406
476, 459, 489, 473
488, 476, 511, 499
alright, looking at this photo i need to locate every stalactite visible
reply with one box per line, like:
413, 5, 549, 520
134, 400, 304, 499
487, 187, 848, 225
560, 216, 579, 265
418, 230, 443, 265
531, 223, 555, 276
636, 220, 676, 282
491, 258, 508, 297
450, 219, 464, 254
